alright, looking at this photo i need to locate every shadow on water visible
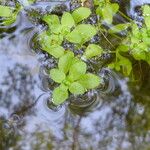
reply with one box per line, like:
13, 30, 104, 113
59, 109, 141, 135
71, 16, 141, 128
0, 0, 150, 150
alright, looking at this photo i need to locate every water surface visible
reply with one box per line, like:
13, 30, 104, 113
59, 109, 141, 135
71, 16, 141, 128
0, 0, 150, 150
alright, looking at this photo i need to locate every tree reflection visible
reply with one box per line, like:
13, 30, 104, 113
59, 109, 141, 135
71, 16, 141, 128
0, 63, 37, 149
126, 63, 150, 150
0, 63, 37, 116
0, 63, 150, 150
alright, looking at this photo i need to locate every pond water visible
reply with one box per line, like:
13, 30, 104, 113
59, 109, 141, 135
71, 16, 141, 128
0, 0, 150, 150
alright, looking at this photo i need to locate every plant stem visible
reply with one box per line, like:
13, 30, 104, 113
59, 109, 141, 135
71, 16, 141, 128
118, 10, 133, 22
99, 29, 115, 48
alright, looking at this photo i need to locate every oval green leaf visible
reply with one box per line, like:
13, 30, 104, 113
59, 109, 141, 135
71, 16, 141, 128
39, 32, 63, 47
79, 73, 100, 89
0, 5, 14, 17
108, 23, 130, 33
66, 24, 97, 44
75, 24, 97, 43
50, 69, 66, 83
43, 15, 60, 27
143, 5, 150, 28
83, 44, 103, 59
69, 60, 87, 81
72, 7, 91, 23
69, 82, 85, 95
66, 30, 82, 43
58, 51, 74, 74
101, 3, 119, 24
61, 12, 75, 28
52, 85, 68, 105
46, 45, 65, 58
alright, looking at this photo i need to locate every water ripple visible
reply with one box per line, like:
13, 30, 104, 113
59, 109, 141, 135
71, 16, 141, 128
35, 93, 66, 122
98, 68, 120, 94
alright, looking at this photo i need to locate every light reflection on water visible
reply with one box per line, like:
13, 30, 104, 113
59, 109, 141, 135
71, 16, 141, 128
0, 0, 150, 150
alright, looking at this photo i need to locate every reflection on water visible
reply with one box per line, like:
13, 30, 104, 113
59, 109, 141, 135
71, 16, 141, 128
0, 0, 150, 150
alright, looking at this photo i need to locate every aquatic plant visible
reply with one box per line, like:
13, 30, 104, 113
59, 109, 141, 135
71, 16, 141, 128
129, 5, 150, 63
0, 4, 21, 25
0, 0, 35, 26
39, 7, 95, 55
108, 5, 150, 75
39, 3, 150, 104
108, 44, 132, 76
49, 51, 100, 105
39, 7, 104, 105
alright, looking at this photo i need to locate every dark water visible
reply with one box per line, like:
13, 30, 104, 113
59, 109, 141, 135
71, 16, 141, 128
0, 0, 150, 150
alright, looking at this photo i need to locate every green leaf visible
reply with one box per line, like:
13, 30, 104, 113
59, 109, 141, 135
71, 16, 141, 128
49, 34, 63, 45
117, 44, 129, 52
79, 73, 100, 89
75, 24, 97, 43
108, 23, 130, 33
69, 82, 85, 94
110, 3, 119, 14
131, 23, 140, 37
44, 45, 65, 58
131, 49, 146, 60
69, 60, 87, 81
66, 24, 97, 44
1, 16, 16, 25
146, 52, 150, 65
0, 5, 14, 17
108, 63, 115, 69
52, 85, 68, 105
58, 51, 74, 74
83, 44, 103, 59
51, 24, 62, 34
143, 5, 150, 16
72, 7, 91, 23
39, 33, 65, 57
50, 69, 66, 83
138, 42, 148, 52
61, 26, 71, 36
142, 36, 150, 45
66, 30, 82, 43
39, 32, 50, 47
94, 0, 103, 6
40, 32, 63, 46
61, 12, 75, 28
43, 15, 60, 27
50, 34, 64, 45
143, 5, 150, 28
117, 54, 132, 75
101, 3, 119, 24
43, 15, 61, 34
119, 59, 132, 76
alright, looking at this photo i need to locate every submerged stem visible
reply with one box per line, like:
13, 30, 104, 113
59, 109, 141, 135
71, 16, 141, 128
118, 10, 133, 22
99, 28, 115, 48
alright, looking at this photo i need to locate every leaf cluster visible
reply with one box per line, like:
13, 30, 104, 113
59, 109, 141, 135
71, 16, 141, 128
128, 6, 150, 63
103, 4, 150, 76
39, 7, 103, 105
39, 7, 98, 58
39, 3, 150, 104
0, 0, 36, 26
0, 4, 21, 26
49, 51, 100, 105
